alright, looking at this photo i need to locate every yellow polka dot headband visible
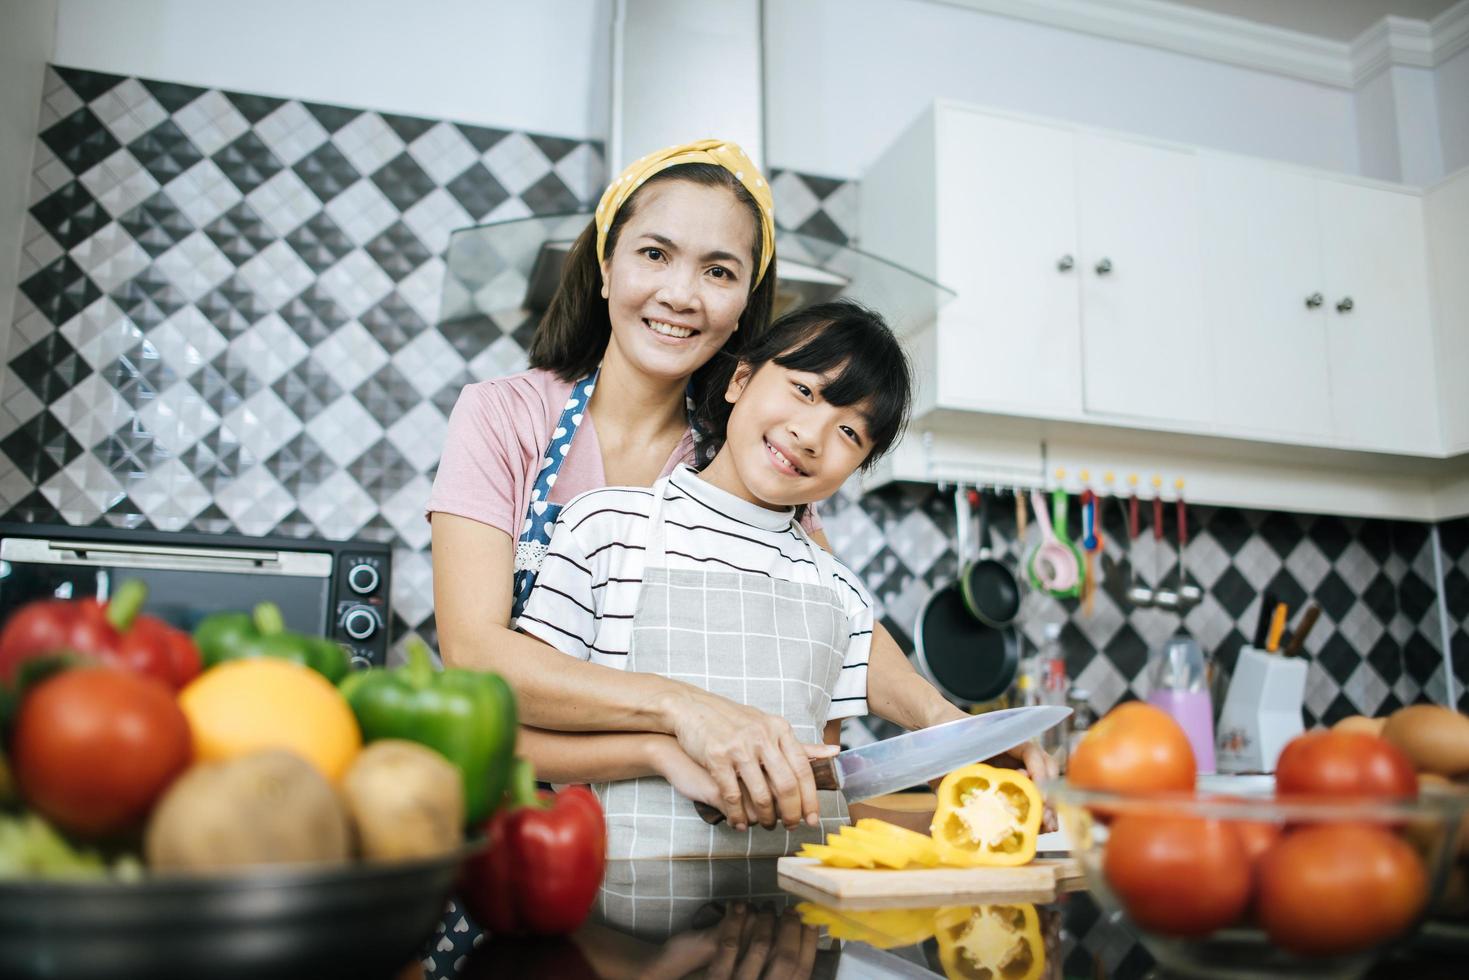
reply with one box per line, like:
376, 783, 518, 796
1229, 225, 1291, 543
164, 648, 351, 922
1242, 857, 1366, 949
594, 138, 776, 287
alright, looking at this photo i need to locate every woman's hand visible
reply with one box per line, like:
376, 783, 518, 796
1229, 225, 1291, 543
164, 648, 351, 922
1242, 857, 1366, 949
659, 688, 837, 831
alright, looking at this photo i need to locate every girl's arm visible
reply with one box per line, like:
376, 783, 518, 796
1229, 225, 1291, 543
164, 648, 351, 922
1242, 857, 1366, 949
432, 512, 830, 829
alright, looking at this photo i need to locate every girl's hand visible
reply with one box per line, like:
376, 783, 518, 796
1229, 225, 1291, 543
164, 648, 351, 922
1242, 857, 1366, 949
662, 688, 836, 831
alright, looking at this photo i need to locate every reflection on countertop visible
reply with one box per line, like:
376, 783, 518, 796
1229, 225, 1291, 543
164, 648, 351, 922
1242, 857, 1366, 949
428, 858, 1469, 979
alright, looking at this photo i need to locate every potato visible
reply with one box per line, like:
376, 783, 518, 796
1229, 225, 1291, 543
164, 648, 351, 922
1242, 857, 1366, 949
341, 740, 464, 861
1332, 715, 1387, 736
145, 750, 351, 872
1382, 705, 1469, 777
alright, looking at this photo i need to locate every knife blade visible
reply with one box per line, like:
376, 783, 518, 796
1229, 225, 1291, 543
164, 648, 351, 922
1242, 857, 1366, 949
694, 705, 1071, 825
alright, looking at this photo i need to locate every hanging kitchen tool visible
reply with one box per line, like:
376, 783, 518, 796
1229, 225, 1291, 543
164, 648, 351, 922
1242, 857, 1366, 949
1080, 474, 1098, 616
1172, 479, 1203, 610
1150, 476, 1181, 610
915, 488, 1019, 706
1015, 485, 1028, 541
1026, 487, 1082, 600
959, 489, 1021, 628
1122, 475, 1153, 608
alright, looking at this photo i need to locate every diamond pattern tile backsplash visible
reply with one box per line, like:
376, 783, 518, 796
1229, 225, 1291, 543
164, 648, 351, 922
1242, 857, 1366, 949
2, 66, 1462, 724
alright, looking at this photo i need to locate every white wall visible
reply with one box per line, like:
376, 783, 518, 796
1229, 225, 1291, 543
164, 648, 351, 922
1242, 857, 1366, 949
1356, 69, 1402, 181
52, 0, 611, 140
1, 1, 58, 356
1438, 47, 1469, 174
764, 0, 1360, 179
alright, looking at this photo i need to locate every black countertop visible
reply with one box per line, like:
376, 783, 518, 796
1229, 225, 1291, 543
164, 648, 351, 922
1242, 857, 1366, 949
417, 858, 1467, 979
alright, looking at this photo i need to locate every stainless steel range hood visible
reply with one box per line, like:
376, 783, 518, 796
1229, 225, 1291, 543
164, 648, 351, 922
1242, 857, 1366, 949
439, 0, 952, 335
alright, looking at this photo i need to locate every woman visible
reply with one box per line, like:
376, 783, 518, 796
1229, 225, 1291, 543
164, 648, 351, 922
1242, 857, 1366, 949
429, 140, 1053, 834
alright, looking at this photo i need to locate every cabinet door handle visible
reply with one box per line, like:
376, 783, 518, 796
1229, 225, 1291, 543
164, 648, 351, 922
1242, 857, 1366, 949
1057, 254, 1074, 272
1095, 258, 1113, 275
1305, 292, 1323, 309
1336, 296, 1354, 313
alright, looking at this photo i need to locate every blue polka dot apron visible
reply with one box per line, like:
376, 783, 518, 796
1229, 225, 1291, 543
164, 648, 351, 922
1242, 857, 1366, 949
508, 371, 599, 623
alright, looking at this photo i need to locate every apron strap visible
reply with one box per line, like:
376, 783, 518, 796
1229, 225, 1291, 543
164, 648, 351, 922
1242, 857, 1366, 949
642, 474, 676, 569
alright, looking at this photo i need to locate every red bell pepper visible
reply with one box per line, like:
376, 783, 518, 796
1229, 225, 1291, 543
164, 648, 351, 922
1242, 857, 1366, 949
460, 758, 606, 936
0, 579, 201, 691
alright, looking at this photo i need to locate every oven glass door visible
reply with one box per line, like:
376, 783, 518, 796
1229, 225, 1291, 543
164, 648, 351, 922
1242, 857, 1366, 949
0, 538, 334, 635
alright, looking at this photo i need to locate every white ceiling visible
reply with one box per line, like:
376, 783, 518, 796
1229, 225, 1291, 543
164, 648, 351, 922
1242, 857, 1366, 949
1166, 0, 1460, 42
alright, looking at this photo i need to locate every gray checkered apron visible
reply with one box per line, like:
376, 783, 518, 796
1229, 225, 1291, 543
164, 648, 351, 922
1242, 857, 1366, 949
592, 477, 852, 859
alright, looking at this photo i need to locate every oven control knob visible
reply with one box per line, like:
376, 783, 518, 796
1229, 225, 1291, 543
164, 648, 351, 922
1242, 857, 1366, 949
350, 654, 374, 671
342, 606, 378, 641
347, 562, 380, 595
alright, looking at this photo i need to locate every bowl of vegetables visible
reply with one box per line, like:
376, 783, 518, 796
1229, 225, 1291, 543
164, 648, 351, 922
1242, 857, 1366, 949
1048, 702, 1469, 979
0, 586, 528, 980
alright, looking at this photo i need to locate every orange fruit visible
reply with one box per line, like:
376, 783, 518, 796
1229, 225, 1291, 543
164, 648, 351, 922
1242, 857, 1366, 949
178, 659, 361, 781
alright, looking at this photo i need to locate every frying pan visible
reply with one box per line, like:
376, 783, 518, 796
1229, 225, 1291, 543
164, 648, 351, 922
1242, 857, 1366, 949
958, 490, 1021, 628
0, 843, 479, 980
913, 489, 1019, 706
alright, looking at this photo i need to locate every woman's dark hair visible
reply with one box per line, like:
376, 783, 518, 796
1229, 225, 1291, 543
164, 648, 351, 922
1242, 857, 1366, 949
695, 300, 913, 475
528, 163, 776, 392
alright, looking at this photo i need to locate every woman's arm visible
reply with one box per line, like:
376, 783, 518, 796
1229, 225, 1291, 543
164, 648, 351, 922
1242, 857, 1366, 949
432, 512, 832, 829
805, 529, 1056, 786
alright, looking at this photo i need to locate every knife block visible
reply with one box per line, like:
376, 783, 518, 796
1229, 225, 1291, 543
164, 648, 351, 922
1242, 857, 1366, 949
1214, 647, 1306, 773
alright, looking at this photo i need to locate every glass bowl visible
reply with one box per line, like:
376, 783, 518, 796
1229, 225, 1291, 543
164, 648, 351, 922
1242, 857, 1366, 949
1047, 780, 1469, 980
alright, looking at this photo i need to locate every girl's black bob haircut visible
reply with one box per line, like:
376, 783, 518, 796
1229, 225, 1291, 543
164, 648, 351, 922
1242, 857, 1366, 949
696, 299, 912, 473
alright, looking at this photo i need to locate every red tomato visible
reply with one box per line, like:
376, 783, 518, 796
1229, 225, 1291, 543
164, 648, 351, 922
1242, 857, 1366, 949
1275, 731, 1417, 801
1231, 818, 1282, 866
12, 667, 193, 837
1257, 823, 1427, 956
1103, 813, 1251, 937
1069, 701, 1197, 795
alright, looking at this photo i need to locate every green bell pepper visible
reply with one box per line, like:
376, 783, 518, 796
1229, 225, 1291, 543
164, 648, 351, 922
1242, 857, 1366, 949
338, 640, 517, 824
193, 602, 350, 683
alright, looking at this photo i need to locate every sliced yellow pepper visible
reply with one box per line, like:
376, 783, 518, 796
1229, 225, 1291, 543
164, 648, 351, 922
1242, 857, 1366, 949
796, 842, 874, 868
854, 818, 943, 866
934, 904, 1045, 980
930, 764, 1043, 867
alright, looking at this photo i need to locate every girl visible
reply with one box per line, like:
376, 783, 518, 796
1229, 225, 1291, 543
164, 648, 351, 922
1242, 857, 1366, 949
517, 301, 913, 857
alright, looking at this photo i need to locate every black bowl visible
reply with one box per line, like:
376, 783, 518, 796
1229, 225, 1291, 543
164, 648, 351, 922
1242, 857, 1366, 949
0, 842, 486, 980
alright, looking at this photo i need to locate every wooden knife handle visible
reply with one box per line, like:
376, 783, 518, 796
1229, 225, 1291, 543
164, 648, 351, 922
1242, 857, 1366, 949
693, 756, 841, 825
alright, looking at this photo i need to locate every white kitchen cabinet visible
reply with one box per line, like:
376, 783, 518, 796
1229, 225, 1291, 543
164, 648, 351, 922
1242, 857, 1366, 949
1318, 179, 1440, 454
1076, 134, 1210, 425
861, 101, 1456, 481
931, 111, 1082, 417
1427, 168, 1469, 454
1200, 156, 1333, 439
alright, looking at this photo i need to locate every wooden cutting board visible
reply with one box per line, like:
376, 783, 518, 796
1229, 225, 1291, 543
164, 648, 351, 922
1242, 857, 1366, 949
776, 856, 1083, 907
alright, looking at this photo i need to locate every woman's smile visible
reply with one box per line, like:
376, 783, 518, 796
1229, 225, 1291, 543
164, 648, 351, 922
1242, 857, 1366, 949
643, 318, 698, 341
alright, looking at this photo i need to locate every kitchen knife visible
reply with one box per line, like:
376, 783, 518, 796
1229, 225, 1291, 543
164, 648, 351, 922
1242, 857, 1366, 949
1253, 590, 1278, 649
693, 705, 1071, 825
1281, 604, 1321, 657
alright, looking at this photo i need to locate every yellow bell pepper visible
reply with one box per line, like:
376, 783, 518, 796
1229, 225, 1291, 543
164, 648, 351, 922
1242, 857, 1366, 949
930, 764, 1043, 867
934, 904, 1045, 980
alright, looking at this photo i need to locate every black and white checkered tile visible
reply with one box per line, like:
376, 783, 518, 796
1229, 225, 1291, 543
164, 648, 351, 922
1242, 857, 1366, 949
1437, 517, 1469, 710
2, 66, 604, 659
820, 481, 1451, 727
